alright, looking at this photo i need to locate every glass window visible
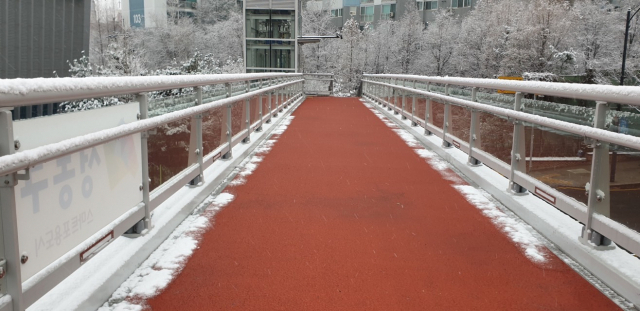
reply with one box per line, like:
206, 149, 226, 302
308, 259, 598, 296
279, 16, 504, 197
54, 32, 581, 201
452, 0, 470, 8
246, 40, 295, 70
361, 6, 374, 22
426, 1, 437, 10
381, 4, 395, 20
331, 9, 343, 17
349, 7, 357, 16
245, 10, 295, 39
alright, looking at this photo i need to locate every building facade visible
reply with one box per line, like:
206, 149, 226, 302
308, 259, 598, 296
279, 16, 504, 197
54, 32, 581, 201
309, 0, 476, 29
0, 0, 91, 119
243, 0, 301, 72
121, 0, 197, 28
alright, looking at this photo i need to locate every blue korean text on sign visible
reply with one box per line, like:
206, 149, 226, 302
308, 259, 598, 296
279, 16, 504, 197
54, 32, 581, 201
130, 0, 145, 28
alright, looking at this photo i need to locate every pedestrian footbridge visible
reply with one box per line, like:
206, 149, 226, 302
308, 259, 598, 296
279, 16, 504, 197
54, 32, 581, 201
0, 74, 639, 310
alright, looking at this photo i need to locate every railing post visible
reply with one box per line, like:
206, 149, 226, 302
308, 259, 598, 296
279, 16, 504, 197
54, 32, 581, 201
383, 84, 388, 108
509, 92, 527, 194
243, 81, 251, 143
278, 86, 283, 113
582, 101, 611, 246
401, 80, 407, 119
393, 79, 399, 115
411, 80, 417, 126
442, 84, 452, 148
425, 82, 432, 136
302, 77, 306, 95
0, 109, 24, 311
468, 87, 482, 166
388, 83, 393, 111
188, 88, 204, 185
223, 83, 233, 159
256, 80, 263, 132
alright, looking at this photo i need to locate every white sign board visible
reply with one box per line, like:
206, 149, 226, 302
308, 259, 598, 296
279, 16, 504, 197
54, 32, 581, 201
13, 104, 143, 280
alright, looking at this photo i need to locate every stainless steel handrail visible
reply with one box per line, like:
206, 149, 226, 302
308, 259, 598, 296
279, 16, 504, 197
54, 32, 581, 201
365, 74, 640, 106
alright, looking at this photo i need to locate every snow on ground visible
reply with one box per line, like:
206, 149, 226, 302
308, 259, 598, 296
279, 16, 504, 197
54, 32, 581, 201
98, 117, 295, 311
361, 99, 549, 264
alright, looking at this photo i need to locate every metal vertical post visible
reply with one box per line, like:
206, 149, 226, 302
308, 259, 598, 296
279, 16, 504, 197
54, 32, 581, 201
425, 82, 432, 136
138, 94, 152, 231
223, 83, 233, 159
257, 80, 263, 132
582, 102, 611, 246
468, 87, 481, 166
442, 85, 452, 148
0, 109, 24, 311
400, 80, 406, 118
243, 81, 251, 143
509, 92, 527, 194
187, 89, 204, 185
195, 87, 204, 181
278, 86, 283, 113
411, 80, 417, 126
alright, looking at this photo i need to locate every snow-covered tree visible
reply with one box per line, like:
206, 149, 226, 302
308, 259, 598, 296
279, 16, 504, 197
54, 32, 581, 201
424, 10, 459, 76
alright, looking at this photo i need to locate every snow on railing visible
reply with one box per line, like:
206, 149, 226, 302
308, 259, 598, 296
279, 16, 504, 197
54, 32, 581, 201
362, 75, 640, 262
0, 73, 304, 311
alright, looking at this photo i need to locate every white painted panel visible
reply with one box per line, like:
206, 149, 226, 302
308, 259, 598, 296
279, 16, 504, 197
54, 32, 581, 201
13, 103, 139, 151
13, 107, 143, 280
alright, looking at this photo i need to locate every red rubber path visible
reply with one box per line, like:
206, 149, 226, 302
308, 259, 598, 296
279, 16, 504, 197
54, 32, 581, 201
148, 97, 620, 310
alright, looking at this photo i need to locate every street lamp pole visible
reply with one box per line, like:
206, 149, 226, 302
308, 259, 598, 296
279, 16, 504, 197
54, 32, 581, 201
612, 7, 640, 183
620, 7, 640, 87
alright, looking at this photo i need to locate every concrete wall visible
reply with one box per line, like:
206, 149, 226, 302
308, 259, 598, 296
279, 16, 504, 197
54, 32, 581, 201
0, 0, 91, 79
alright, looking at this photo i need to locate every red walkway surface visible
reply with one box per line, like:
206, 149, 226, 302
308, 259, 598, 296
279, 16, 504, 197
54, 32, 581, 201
147, 97, 619, 310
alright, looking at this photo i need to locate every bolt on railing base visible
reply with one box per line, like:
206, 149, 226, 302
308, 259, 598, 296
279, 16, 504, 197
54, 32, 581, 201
123, 219, 149, 238
581, 227, 613, 247
222, 152, 232, 160
509, 182, 527, 195
468, 157, 482, 166
242, 137, 251, 144
189, 174, 202, 186
411, 121, 417, 126
442, 141, 452, 148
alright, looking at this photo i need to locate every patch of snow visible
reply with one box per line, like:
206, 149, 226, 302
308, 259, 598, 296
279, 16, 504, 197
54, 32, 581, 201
27, 95, 305, 311
363, 99, 548, 264
98, 193, 232, 311
454, 185, 548, 263
229, 116, 294, 186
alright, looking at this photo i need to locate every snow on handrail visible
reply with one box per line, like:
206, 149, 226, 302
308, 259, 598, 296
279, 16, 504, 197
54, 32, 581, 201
0, 73, 302, 107
363, 79, 640, 151
0, 79, 303, 177
364, 74, 640, 106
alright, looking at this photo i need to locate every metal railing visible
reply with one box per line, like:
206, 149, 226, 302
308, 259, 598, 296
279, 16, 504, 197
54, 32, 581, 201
362, 74, 640, 259
302, 73, 334, 96
0, 73, 304, 311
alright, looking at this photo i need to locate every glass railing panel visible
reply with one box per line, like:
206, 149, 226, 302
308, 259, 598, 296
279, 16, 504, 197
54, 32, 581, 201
477, 111, 512, 164
147, 119, 191, 191
262, 94, 271, 116
450, 105, 470, 143
608, 109, 640, 233
430, 100, 445, 129
231, 100, 244, 136
202, 106, 225, 156
412, 93, 426, 124
524, 124, 589, 205
250, 96, 261, 124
